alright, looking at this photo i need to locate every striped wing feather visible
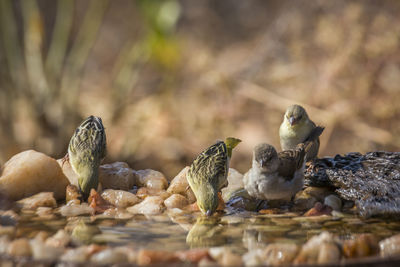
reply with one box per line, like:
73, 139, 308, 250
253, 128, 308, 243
188, 141, 228, 190
277, 145, 305, 181
69, 116, 106, 161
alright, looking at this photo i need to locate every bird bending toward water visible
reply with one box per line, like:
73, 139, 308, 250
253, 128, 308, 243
66, 116, 106, 200
244, 143, 306, 201
279, 104, 324, 161
187, 137, 241, 216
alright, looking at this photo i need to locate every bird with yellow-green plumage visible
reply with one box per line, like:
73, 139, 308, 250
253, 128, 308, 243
187, 137, 241, 216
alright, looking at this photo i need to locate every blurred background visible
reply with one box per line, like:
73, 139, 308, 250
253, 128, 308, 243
1, 0, 400, 179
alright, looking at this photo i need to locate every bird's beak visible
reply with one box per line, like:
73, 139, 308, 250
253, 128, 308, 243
205, 210, 213, 216
289, 116, 296, 126
260, 159, 267, 168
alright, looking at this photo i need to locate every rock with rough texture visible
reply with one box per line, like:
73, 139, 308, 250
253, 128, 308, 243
101, 189, 141, 208
0, 150, 70, 200
305, 152, 400, 217
135, 169, 168, 190
17, 192, 57, 210
99, 162, 137, 190
379, 233, 400, 257
127, 196, 165, 215
164, 194, 189, 209
221, 168, 244, 202
167, 167, 196, 203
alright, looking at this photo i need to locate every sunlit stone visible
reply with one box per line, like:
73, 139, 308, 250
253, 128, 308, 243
101, 189, 141, 208
380, 234, 400, 257
135, 169, 168, 190
167, 167, 196, 203
0, 150, 69, 200
127, 196, 165, 215
17, 192, 57, 210
164, 194, 189, 209
59, 203, 94, 217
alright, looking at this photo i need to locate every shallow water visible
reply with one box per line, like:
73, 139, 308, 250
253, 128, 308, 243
15, 209, 400, 255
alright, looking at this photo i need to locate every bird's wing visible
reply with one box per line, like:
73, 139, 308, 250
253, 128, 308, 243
188, 141, 228, 189
69, 116, 106, 161
277, 145, 305, 181
303, 126, 324, 159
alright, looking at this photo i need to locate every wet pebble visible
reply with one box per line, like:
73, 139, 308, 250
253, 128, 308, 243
36, 207, 56, 220
91, 247, 129, 264
127, 196, 165, 215
343, 233, 379, 258
379, 233, 400, 257
135, 169, 168, 190
294, 231, 341, 264
99, 207, 134, 219
99, 162, 137, 191
263, 243, 299, 265
176, 248, 211, 263
221, 168, 244, 202
324, 194, 342, 211
137, 249, 179, 265
164, 194, 189, 209
45, 229, 71, 248
17, 192, 57, 210
167, 166, 196, 204
209, 247, 243, 266
61, 246, 91, 263
8, 238, 31, 257
137, 187, 171, 200
30, 237, 64, 260
304, 202, 333, 216
101, 189, 141, 208
60, 203, 94, 217
66, 184, 82, 203
0, 236, 10, 254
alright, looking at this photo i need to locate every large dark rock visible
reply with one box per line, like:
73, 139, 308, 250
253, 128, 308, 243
305, 152, 400, 217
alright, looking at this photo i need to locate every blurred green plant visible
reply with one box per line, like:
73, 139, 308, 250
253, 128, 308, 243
0, 0, 181, 165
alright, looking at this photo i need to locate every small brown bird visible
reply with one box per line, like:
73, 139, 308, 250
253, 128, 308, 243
279, 104, 324, 161
243, 143, 306, 201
